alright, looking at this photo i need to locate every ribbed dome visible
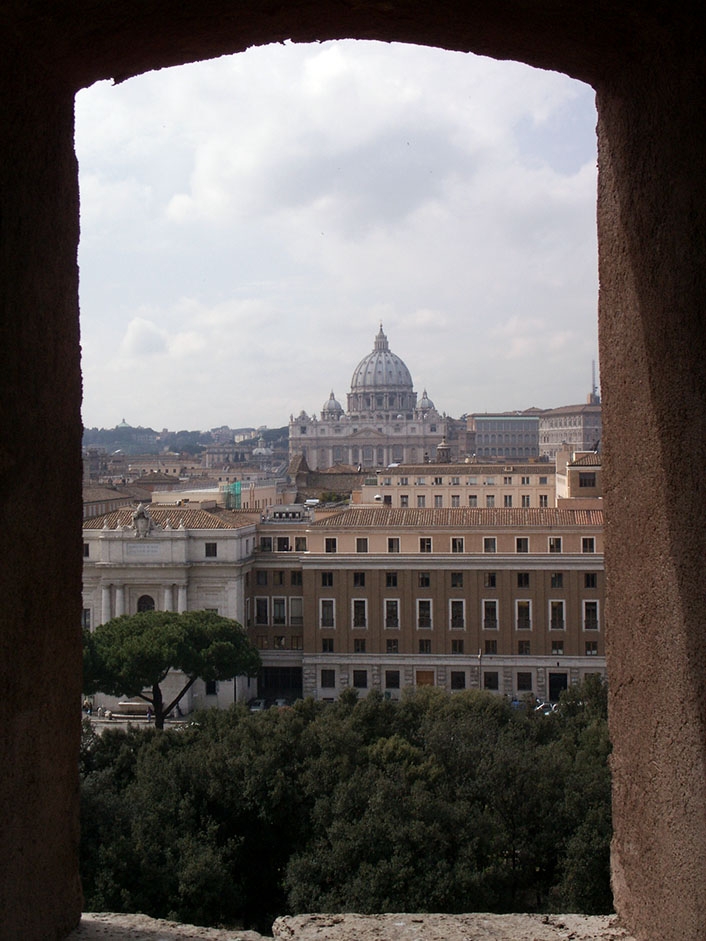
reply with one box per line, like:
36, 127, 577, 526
350, 326, 413, 391
418, 388, 435, 410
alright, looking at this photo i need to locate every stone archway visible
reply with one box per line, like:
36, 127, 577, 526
2, 5, 704, 940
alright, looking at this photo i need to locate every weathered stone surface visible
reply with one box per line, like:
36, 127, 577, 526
67, 913, 634, 941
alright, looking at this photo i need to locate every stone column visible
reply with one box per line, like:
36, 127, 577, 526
114, 585, 125, 617
177, 584, 187, 613
163, 584, 174, 612
101, 585, 112, 625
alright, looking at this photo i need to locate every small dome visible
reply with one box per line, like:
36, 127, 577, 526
350, 325, 413, 391
323, 390, 343, 414
418, 388, 435, 410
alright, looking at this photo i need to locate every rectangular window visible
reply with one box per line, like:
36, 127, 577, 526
518, 640, 531, 655
257, 635, 268, 649
484, 477, 495, 486
385, 669, 400, 689
433, 476, 443, 486
539, 494, 548, 507
516, 537, 528, 553
276, 536, 290, 552
205, 679, 217, 696
484, 572, 496, 588
353, 571, 366, 587
418, 572, 431, 588
256, 570, 267, 586
321, 571, 333, 587
552, 640, 564, 655
582, 537, 595, 554
320, 599, 335, 628
325, 538, 337, 554
295, 536, 307, 551
274, 571, 284, 585
386, 572, 398, 588
517, 672, 533, 692
579, 472, 597, 488
400, 494, 409, 507
521, 476, 530, 485
451, 572, 463, 588
356, 537, 369, 553
386, 638, 399, 653
451, 477, 460, 486
255, 598, 269, 625
504, 494, 513, 507
517, 572, 530, 588
352, 599, 367, 628
83, 543, 89, 558
321, 669, 336, 688
450, 599, 465, 629
483, 599, 498, 630
321, 637, 334, 653
585, 641, 598, 655
516, 600, 531, 630
291, 570, 303, 586
584, 600, 599, 630
503, 476, 513, 485
354, 638, 366, 653
352, 670, 368, 689
417, 495, 426, 508
549, 536, 562, 553
450, 671, 466, 690
385, 599, 399, 628
484, 639, 497, 655
484, 537, 496, 553
420, 537, 432, 553
451, 494, 460, 507
451, 638, 464, 654
272, 597, 286, 625
388, 537, 400, 553
551, 572, 564, 589
484, 672, 499, 690
550, 600, 565, 630
521, 494, 530, 508
81, 608, 91, 630
451, 537, 464, 553
434, 494, 443, 507
273, 635, 286, 649
468, 494, 478, 507
259, 536, 272, 552
539, 476, 548, 485
400, 477, 409, 486
419, 638, 432, 654
417, 599, 432, 629
486, 495, 495, 508
585, 573, 597, 589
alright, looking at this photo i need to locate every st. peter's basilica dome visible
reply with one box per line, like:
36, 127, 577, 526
350, 325, 414, 391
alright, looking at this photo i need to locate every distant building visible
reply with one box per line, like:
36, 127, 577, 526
289, 325, 460, 469
556, 450, 602, 506
467, 410, 542, 459
539, 401, 602, 460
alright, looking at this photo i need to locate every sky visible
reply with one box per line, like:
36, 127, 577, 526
75, 40, 599, 432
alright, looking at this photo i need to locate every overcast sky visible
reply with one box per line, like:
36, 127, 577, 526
75, 40, 598, 432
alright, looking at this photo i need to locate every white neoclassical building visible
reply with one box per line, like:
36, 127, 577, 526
289, 325, 459, 470
82, 504, 259, 711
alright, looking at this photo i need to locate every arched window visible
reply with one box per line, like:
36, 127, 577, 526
137, 594, 155, 612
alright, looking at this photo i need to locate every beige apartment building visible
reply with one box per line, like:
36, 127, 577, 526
539, 403, 602, 460
356, 463, 556, 509
248, 505, 604, 704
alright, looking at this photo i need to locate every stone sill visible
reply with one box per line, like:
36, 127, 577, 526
69, 912, 635, 941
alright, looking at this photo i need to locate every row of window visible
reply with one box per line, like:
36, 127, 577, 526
314, 638, 601, 657
398, 494, 548, 508
320, 669, 598, 692
306, 597, 600, 631
380, 475, 550, 487
315, 535, 595, 554
314, 570, 599, 589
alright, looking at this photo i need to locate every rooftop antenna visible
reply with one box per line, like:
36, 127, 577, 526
592, 360, 597, 398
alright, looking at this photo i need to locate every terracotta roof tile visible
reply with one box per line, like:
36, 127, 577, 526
569, 453, 602, 466
83, 507, 249, 530
310, 507, 603, 528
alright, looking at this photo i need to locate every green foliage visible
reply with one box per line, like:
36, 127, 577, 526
84, 610, 260, 728
81, 679, 613, 930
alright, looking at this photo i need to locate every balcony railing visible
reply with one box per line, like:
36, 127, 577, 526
353, 617, 367, 628
417, 616, 432, 628
585, 618, 599, 630
483, 618, 498, 630
550, 619, 565, 630
321, 617, 334, 628
450, 617, 465, 629
290, 615, 303, 626
385, 616, 399, 628
516, 617, 531, 630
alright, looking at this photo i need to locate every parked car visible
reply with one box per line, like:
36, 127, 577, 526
534, 701, 556, 716
248, 698, 266, 712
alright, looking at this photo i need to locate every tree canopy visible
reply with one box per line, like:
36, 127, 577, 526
83, 610, 260, 728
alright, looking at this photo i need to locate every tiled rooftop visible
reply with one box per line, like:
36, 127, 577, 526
311, 507, 603, 528
83, 507, 255, 530
374, 464, 556, 475
569, 453, 602, 466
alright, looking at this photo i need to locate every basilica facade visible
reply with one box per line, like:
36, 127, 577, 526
288, 326, 459, 470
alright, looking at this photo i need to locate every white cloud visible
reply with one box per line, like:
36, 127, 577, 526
120, 317, 168, 355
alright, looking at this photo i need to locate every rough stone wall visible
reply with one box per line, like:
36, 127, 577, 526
2, 4, 706, 940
